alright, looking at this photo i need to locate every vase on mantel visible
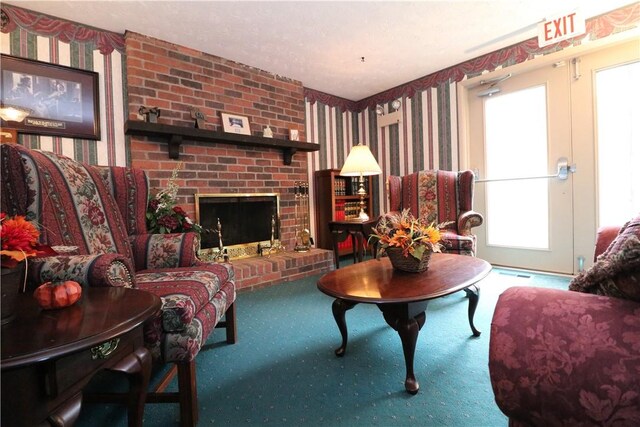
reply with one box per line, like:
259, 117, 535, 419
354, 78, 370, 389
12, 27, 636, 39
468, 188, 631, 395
1, 262, 25, 325
386, 247, 432, 273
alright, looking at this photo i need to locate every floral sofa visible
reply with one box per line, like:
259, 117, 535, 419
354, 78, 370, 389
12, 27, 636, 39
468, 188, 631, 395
0, 143, 236, 427
489, 214, 640, 426
387, 169, 483, 256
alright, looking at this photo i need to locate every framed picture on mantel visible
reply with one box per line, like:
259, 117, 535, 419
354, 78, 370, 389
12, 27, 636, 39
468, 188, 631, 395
0, 54, 100, 140
220, 112, 251, 135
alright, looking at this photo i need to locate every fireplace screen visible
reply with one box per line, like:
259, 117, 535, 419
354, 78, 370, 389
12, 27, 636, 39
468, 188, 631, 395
195, 193, 280, 259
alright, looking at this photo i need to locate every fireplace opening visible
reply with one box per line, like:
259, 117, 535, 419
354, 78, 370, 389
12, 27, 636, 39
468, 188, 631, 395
195, 193, 280, 259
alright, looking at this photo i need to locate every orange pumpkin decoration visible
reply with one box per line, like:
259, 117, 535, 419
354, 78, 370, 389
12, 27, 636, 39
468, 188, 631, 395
33, 280, 83, 310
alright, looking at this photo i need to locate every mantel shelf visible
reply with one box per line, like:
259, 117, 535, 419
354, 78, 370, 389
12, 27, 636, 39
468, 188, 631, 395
124, 120, 319, 165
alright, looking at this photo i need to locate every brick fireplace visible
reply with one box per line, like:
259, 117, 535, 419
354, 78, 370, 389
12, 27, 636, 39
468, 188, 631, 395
124, 32, 333, 289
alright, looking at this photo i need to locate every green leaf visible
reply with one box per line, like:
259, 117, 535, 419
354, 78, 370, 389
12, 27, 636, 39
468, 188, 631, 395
411, 245, 425, 260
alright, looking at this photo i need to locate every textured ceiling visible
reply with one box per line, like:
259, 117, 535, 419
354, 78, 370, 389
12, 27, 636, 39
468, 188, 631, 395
6, 1, 636, 101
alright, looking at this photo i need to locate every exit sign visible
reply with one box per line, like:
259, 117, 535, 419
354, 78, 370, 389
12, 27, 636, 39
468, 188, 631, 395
538, 11, 586, 48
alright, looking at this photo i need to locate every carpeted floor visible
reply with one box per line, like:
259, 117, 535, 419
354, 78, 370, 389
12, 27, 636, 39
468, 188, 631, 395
77, 262, 570, 426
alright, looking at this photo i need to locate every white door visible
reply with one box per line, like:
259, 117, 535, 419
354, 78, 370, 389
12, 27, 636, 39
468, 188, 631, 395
466, 39, 639, 274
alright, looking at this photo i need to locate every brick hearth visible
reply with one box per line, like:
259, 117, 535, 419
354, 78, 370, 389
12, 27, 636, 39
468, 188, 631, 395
232, 249, 334, 290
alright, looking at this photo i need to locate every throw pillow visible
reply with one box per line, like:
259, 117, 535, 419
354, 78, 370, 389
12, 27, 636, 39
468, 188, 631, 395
569, 234, 640, 302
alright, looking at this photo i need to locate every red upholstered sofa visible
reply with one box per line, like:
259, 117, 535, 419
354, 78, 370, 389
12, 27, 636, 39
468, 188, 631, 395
387, 170, 483, 256
0, 144, 236, 426
489, 217, 640, 426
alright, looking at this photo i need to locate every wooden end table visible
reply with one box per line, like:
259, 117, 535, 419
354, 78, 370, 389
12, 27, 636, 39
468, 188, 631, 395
317, 254, 491, 394
1, 287, 161, 427
328, 218, 378, 269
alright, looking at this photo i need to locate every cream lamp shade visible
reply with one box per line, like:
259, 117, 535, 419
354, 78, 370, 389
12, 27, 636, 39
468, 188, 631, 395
340, 143, 382, 177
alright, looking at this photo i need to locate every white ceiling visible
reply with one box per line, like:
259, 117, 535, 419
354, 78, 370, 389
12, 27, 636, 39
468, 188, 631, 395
6, 1, 635, 101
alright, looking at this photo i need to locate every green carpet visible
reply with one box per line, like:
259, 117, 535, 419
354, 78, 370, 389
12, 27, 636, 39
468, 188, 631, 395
77, 263, 570, 426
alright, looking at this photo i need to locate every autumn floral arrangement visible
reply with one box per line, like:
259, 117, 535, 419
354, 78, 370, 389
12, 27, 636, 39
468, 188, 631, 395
0, 212, 55, 269
146, 163, 203, 234
369, 209, 450, 262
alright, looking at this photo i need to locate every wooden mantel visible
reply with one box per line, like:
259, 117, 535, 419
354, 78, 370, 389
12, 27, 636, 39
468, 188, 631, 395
124, 120, 319, 165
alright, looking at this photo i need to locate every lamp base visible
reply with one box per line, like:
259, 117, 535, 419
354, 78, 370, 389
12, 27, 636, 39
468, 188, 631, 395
358, 209, 370, 221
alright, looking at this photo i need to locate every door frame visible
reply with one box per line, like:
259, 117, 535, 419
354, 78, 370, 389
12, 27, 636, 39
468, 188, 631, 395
457, 30, 639, 273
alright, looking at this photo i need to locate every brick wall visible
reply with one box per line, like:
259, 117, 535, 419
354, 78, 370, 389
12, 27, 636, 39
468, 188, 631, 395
125, 31, 308, 249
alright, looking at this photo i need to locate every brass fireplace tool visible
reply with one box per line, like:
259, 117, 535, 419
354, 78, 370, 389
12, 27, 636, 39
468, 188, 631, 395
213, 217, 229, 263
261, 214, 285, 257
294, 181, 312, 252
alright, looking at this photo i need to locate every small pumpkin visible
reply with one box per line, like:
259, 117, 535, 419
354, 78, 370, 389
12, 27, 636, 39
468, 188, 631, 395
33, 280, 83, 310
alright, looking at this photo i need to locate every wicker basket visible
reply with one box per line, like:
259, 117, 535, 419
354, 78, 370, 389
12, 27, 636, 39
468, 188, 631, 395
385, 247, 432, 273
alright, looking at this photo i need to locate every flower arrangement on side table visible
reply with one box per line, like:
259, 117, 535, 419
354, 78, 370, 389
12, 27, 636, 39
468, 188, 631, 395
1, 212, 56, 323
1, 212, 55, 269
146, 162, 203, 234
369, 209, 451, 272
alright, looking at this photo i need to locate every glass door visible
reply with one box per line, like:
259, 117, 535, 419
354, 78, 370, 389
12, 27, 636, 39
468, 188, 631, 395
468, 63, 574, 273
466, 39, 639, 274
571, 40, 640, 264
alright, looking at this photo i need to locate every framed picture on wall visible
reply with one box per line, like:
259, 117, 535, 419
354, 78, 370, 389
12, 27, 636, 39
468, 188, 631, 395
220, 112, 251, 136
0, 54, 100, 140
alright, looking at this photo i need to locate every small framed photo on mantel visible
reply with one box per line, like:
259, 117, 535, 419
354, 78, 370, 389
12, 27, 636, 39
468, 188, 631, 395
289, 129, 299, 141
220, 112, 251, 135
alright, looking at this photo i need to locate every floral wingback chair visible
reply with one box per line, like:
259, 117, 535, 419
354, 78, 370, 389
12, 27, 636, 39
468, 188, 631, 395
387, 170, 483, 256
0, 143, 236, 427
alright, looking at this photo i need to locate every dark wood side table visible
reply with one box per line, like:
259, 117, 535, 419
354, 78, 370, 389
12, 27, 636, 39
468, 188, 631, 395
317, 254, 491, 394
1, 287, 161, 427
328, 218, 379, 268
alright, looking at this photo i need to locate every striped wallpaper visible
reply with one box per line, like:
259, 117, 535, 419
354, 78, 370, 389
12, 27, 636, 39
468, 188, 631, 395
1, 7, 127, 166
305, 81, 459, 238
305, 2, 639, 240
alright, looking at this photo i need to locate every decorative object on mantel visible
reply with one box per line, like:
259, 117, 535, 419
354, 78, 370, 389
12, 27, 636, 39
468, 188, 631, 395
294, 181, 312, 252
189, 107, 206, 129
1, 212, 56, 324
369, 209, 450, 273
139, 106, 161, 123
263, 125, 273, 138
220, 112, 251, 135
124, 120, 320, 164
289, 129, 299, 141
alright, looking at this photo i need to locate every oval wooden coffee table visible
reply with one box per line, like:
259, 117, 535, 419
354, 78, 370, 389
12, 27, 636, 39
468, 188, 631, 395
317, 253, 491, 394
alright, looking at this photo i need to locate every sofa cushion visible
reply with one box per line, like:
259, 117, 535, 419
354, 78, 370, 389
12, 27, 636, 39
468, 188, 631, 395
160, 279, 236, 362
569, 215, 640, 302
136, 262, 231, 332
129, 233, 199, 270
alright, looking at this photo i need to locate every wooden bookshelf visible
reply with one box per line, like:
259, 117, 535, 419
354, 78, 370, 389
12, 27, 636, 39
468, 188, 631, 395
313, 169, 373, 256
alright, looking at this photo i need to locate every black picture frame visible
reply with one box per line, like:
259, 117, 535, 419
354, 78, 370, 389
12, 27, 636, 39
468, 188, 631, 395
1, 54, 100, 140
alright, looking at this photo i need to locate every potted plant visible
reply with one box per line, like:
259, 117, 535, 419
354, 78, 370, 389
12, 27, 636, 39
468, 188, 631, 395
369, 209, 450, 272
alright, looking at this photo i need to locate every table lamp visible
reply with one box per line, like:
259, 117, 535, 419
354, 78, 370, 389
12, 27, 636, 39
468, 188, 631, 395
0, 105, 31, 123
340, 143, 382, 221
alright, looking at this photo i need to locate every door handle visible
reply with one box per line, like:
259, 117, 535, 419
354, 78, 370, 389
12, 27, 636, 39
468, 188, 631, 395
475, 158, 576, 183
